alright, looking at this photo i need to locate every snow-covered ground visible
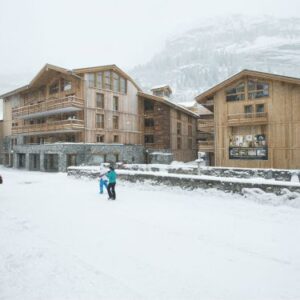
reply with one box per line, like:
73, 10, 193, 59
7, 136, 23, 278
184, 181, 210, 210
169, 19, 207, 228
1, 167, 300, 300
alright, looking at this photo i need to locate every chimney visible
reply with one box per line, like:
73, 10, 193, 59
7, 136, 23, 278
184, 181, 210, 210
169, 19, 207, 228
150, 85, 172, 98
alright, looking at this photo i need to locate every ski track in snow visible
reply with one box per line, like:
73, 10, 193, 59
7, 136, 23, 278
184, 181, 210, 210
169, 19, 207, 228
0, 167, 300, 300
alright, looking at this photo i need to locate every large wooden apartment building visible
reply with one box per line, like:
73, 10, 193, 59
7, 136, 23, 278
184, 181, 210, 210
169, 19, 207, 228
196, 70, 300, 169
0, 64, 197, 171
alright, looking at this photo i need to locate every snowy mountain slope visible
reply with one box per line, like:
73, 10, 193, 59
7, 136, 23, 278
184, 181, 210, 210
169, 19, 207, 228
130, 15, 300, 102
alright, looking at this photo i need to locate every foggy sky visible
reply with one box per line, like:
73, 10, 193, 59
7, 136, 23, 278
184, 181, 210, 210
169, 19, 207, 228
0, 0, 300, 117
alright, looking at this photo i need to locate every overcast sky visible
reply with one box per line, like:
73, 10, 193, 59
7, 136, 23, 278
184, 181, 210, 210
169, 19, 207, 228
0, 0, 300, 116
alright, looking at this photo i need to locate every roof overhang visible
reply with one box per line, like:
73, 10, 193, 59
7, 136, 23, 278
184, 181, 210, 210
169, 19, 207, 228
73, 64, 142, 91
195, 69, 300, 103
138, 91, 198, 118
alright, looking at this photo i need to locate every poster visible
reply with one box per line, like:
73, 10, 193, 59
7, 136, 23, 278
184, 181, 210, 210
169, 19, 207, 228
229, 134, 268, 160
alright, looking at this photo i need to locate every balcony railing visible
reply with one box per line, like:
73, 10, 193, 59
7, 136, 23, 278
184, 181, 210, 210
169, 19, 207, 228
198, 119, 214, 132
198, 140, 215, 152
12, 96, 84, 119
227, 112, 268, 126
12, 119, 84, 134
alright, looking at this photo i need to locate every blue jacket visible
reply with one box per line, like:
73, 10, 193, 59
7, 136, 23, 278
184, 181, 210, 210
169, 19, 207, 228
107, 170, 117, 183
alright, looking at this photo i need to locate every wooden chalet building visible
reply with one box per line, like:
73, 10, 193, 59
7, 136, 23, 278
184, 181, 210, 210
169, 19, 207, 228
196, 69, 300, 169
0, 64, 197, 171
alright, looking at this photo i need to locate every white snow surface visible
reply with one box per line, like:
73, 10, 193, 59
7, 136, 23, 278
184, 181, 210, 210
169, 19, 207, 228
1, 167, 300, 300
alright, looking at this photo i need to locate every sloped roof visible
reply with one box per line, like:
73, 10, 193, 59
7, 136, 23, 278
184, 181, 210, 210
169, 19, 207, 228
73, 64, 141, 91
0, 63, 141, 98
0, 63, 79, 98
138, 91, 198, 118
195, 69, 300, 103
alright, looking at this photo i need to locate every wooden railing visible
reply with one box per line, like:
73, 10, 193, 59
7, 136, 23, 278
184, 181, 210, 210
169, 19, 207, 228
12, 119, 84, 134
12, 96, 84, 118
227, 112, 268, 126
198, 119, 214, 132
198, 140, 215, 151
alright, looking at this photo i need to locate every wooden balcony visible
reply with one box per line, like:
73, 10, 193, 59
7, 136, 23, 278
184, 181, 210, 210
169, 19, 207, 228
227, 112, 268, 126
12, 96, 84, 119
12, 119, 84, 135
198, 119, 214, 133
198, 140, 215, 152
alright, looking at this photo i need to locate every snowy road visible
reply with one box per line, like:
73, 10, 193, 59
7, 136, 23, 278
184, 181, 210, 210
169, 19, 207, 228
0, 167, 300, 300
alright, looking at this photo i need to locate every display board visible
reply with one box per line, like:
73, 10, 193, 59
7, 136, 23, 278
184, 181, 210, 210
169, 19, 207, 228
229, 134, 268, 160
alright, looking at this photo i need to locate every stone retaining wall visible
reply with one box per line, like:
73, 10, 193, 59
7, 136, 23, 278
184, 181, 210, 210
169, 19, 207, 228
67, 168, 300, 195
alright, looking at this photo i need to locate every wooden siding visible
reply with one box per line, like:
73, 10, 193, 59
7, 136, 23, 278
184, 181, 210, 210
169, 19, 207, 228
203, 75, 300, 169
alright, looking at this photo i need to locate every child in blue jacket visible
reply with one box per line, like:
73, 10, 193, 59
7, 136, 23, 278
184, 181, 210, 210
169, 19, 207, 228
99, 164, 108, 194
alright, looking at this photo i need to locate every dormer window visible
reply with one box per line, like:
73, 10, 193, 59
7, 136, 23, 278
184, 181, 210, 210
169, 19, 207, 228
226, 82, 245, 101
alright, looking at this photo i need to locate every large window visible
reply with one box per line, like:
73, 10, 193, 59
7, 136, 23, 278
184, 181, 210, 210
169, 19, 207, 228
113, 96, 119, 111
177, 122, 182, 135
256, 104, 265, 113
96, 114, 104, 128
144, 99, 154, 111
226, 82, 245, 101
96, 135, 104, 143
113, 72, 120, 93
96, 93, 104, 109
96, 72, 103, 89
88, 73, 95, 88
248, 80, 269, 99
144, 135, 154, 143
113, 116, 119, 129
144, 118, 154, 127
61, 79, 72, 92
120, 77, 127, 94
177, 137, 182, 149
104, 71, 111, 90
188, 125, 192, 137
49, 81, 59, 94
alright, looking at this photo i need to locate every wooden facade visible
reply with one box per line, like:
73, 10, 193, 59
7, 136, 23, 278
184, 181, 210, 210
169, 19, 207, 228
1, 64, 198, 165
139, 92, 198, 162
196, 70, 300, 169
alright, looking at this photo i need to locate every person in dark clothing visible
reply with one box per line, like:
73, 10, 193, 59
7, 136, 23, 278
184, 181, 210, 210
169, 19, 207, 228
107, 167, 117, 200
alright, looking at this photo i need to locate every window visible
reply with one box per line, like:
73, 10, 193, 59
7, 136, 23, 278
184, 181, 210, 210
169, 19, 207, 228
113, 96, 119, 111
115, 153, 119, 162
188, 138, 193, 149
61, 79, 72, 91
248, 80, 269, 99
188, 125, 192, 137
96, 135, 104, 143
188, 116, 192, 123
177, 137, 182, 149
96, 72, 103, 89
244, 105, 253, 117
113, 116, 119, 129
256, 104, 265, 114
96, 114, 104, 128
113, 72, 120, 93
49, 81, 59, 94
120, 77, 127, 94
226, 82, 245, 101
96, 93, 104, 109
144, 99, 154, 111
88, 73, 95, 88
144, 118, 154, 127
104, 71, 111, 90
177, 122, 182, 135
177, 111, 181, 120
113, 135, 119, 143
144, 135, 154, 143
